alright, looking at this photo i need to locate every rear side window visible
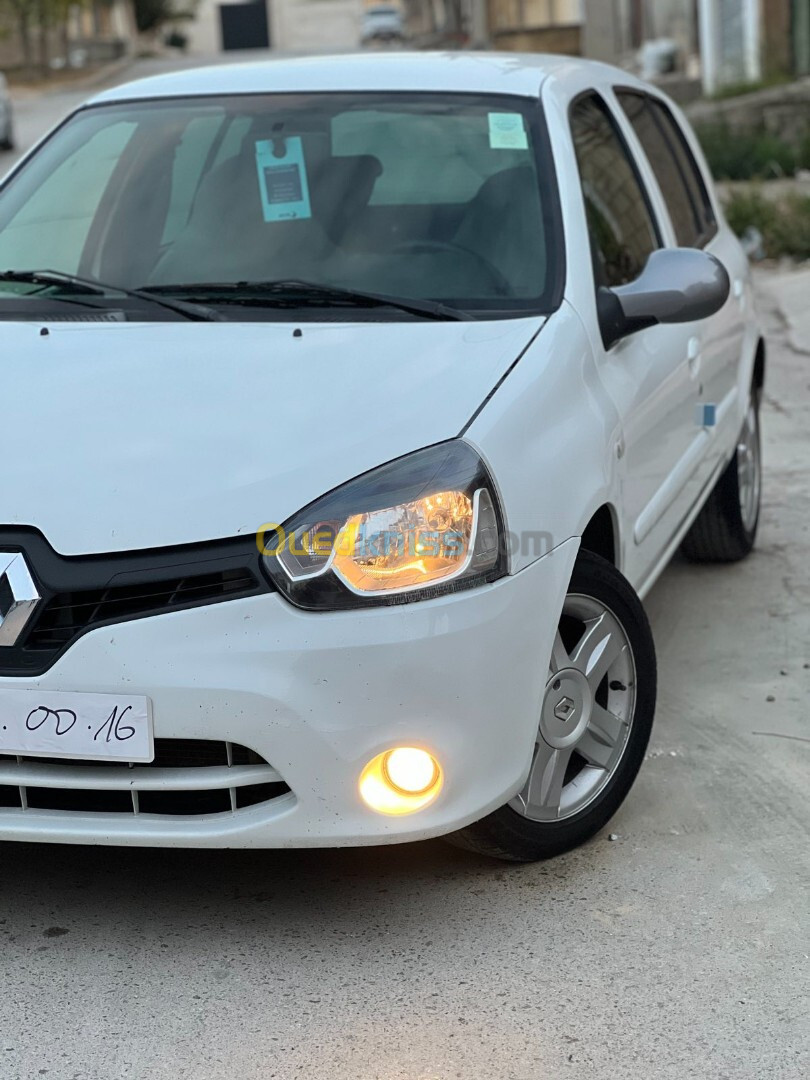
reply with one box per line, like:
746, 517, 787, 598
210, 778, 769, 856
617, 91, 717, 248
569, 92, 660, 288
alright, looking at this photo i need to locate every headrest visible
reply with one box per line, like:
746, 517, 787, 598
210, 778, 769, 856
309, 155, 383, 231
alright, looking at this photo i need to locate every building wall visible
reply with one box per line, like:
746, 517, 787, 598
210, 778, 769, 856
581, 0, 632, 63
698, 0, 761, 93
184, 0, 256, 54
185, 0, 362, 54
796, 0, 810, 75
760, 0, 792, 77
488, 0, 582, 53
490, 23, 581, 53
271, 0, 362, 50
488, 0, 581, 31
0, 0, 134, 69
582, 0, 696, 66
642, 0, 696, 51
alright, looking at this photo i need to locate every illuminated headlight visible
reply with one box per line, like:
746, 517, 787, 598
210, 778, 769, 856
260, 441, 505, 610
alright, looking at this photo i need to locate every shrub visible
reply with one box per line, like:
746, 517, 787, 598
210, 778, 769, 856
770, 194, 810, 259
695, 122, 807, 180
723, 188, 810, 260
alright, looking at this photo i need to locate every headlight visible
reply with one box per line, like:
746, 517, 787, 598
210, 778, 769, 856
260, 441, 505, 610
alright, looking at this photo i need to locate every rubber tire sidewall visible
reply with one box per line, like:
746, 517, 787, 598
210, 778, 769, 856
681, 389, 761, 563
723, 388, 762, 549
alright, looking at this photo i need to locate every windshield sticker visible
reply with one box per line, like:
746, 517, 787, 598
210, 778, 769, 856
254, 137, 312, 222
488, 112, 528, 151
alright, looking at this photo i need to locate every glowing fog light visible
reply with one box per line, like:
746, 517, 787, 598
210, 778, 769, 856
383, 747, 439, 794
359, 748, 443, 815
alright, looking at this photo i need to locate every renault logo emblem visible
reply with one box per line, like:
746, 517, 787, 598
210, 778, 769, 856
554, 696, 577, 723
0, 552, 41, 646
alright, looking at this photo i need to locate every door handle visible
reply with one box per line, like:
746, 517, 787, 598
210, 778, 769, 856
687, 336, 701, 377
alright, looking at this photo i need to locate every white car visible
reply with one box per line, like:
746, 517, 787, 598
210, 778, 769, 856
0, 73, 13, 151
361, 5, 405, 43
0, 54, 762, 862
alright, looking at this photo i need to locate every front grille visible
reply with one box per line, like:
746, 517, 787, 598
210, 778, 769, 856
0, 529, 272, 676
25, 568, 257, 654
0, 738, 292, 817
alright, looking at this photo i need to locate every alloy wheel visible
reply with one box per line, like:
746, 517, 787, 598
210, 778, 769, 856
737, 401, 761, 533
509, 594, 636, 822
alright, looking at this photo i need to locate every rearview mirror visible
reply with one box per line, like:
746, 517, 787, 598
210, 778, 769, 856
597, 248, 730, 349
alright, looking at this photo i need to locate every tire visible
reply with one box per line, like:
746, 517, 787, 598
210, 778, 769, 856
681, 391, 761, 562
447, 551, 656, 862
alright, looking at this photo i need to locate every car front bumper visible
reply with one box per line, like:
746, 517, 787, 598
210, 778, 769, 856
0, 539, 577, 848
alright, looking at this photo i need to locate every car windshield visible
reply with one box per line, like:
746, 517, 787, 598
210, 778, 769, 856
0, 92, 560, 318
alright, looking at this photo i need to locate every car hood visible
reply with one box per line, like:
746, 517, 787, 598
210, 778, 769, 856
3, 317, 543, 554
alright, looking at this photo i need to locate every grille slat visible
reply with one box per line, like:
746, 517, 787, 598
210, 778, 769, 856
0, 762, 282, 791
0, 531, 271, 677
23, 569, 259, 654
0, 738, 291, 818
41, 575, 249, 616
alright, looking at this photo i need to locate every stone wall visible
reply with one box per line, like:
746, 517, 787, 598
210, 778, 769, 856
687, 77, 810, 147
490, 23, 581, 55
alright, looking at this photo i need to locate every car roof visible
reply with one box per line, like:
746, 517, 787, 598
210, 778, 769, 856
89, 52, 649, 105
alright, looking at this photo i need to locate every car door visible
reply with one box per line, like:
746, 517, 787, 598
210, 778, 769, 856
569, 92, 698, 586
616, 89, 746, 503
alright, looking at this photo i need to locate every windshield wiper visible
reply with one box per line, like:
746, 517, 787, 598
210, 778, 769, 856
0, 270, 222, 322
145, 279, 472, 322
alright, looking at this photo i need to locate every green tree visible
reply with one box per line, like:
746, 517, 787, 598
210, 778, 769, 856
3, 0, 37, 68
134, 0, 179, 34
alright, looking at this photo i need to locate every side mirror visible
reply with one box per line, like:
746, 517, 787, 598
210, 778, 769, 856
597, 248, 730, 349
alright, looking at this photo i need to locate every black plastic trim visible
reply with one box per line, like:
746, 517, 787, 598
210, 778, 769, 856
0, 528, 271, 677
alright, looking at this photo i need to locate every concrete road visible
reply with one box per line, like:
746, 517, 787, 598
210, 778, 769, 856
1, 60, 174, 172
0, 76, 808, 1079
0, 50, 342, 175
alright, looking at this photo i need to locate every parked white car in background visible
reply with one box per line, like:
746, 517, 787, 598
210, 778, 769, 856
0, 54, 762, 861
0, 73, 14, 151
360, 5, 405, 44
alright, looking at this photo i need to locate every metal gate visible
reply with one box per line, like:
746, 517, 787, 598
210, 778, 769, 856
219, 0, 270, 50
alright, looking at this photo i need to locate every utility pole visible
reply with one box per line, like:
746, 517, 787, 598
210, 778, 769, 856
468, 0, 490, 47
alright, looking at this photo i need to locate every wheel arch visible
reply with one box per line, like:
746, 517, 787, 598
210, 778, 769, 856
579, 503, 619, 569
752, 337, 766, 393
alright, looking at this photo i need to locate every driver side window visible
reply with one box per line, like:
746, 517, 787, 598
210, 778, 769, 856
569, 93, 660, 289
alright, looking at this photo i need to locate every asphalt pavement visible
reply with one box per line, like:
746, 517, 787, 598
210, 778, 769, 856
1, 53, 282, 173
0, 69, 808, 1080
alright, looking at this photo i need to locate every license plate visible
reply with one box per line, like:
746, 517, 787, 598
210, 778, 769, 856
0, 689, 153, 763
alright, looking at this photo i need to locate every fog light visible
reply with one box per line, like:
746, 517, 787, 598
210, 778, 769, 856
359, 748, 443, 815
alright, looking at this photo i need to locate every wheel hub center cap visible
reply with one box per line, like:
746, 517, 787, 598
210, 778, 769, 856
540, 667, 593, 749
553, 695, 577, 722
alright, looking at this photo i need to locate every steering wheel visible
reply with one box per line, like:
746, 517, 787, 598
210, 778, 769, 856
390, 239, 512, 297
